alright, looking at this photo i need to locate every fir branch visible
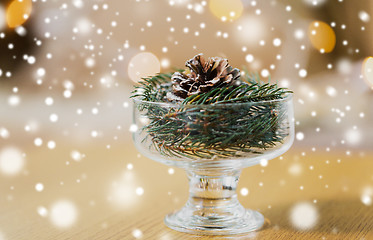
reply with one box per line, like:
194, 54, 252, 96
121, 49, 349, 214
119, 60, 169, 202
132, 70, 292, 160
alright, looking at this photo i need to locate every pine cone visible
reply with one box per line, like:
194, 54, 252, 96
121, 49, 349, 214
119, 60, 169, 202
167, 54, 241, 101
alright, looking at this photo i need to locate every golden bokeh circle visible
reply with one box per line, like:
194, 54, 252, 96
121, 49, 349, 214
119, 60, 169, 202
209, 0, 243, 22
6, 0, 32, 28
308, 21, 336, 53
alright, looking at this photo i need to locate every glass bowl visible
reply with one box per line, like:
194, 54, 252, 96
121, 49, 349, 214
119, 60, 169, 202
132, 93, 294, 235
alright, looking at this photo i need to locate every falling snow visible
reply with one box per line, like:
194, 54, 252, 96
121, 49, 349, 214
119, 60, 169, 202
50, 200, 78, 228
290, 202, 319, 230
0, 0, 372, 237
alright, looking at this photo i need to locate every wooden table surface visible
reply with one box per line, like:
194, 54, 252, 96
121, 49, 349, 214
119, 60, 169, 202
0, 140, 372, 240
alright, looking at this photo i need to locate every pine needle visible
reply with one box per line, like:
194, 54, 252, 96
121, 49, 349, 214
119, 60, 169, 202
131, 71, 292, 159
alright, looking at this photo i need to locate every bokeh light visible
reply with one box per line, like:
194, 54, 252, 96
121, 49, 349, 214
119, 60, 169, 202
0, 127, 10, 139
6, 0, 32, 28
85, 57, 95, 68
359, 11, 370, 23
168, 0, 190, 7
34, 138, 43, 147
45, 97, 54, 106
127, 163, 133, 170
0, 0, 372, 237
15, 25, 26, 36
303, 0, 327, 7
260, 158, 268, 167
36, 68, 46, 77
129, 124, 138, 133
27, 56, 36, 65
110, 173, 136, 208
288, 163, 302, 176
0, 146, 25, 176
128, 52, 161, 83
209, 0, 243, 22
72, 0, 84, 9
135, 187, 144, 196
361, 186, 373, 206
75, 17, 92, 35
290, 202, 319, 230
37, 206, 48, 217
273, 38, 282, 47
361, 195, 372, 206
308, 21, 336, 53
47, 141, 56, 149
132, 229, 143, 239
50, 200, 78, 229
111, 183, 135, 207
235, 16, 266, 46
35, 183, 44, 192
24, 120, 40, 133
70, 150, 83, 162
299, 69, 307, 78
245, 54, 254, 63
362, 57, 373, 87
296, 132, 305, 141
326, 86, 337, 97
294, 29, 305, 40
0, 6, 6, 31
344, 128, 362, 146
337, 58, 352, 75
240, 187, 249, 196
7, 95, 21, 107
49, 114, 58, 123
160, 58, 170, 69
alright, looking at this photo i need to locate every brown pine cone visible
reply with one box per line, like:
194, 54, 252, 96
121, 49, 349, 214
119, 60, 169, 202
167, 54, 241, 101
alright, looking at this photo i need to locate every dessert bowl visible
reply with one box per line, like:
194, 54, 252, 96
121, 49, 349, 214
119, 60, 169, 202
132, 94, 294, 235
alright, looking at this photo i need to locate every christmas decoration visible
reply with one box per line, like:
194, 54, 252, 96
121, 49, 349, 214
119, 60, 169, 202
132, 54, 292, 160
167, 54, 240, 101
131, 54, 294, 235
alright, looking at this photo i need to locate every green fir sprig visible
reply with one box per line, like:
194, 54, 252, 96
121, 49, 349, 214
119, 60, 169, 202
131, 71, 292, 160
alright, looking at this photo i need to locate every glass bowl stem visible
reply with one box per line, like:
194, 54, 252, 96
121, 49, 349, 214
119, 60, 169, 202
164, 169, 264, 235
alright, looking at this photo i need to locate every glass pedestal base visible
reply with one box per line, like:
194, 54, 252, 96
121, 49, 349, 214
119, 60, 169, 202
165, 208, 264, 235
164, 170, 264, 235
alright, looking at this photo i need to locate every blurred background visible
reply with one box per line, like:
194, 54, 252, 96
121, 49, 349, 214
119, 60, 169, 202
0, 0, 373, 239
